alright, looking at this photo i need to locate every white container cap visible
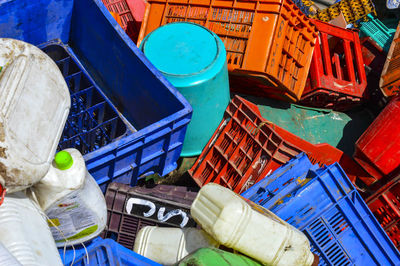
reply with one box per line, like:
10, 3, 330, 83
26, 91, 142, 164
0, 38, 70, 193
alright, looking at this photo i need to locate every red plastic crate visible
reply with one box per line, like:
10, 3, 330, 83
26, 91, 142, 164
300, 19, 368, 111
361, 37, 387, 72
354, 96, 400, 185
360, 37, 388, 112
189, 96, 375, 194
367, 176, 400, 249
102, 0, 145, 43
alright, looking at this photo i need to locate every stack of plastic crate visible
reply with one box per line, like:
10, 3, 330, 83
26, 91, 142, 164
242, 153, 400, 265
137, 0, 318, 102
359, 14, 397, 53
354, 95, 400, 250
188, 96, 376, 194
12, 0, 194, 194
300, 19, 368, 111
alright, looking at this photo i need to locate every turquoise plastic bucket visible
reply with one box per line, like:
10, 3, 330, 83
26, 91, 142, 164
140, 22, 230, 157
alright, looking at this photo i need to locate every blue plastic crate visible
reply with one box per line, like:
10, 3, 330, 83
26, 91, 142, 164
303, 190, 400, 265
0, 0, 192, 192
271, 163, 355, 226
59, 237, 161, 266
241, 153, 319, 208
244, 161, 400, 265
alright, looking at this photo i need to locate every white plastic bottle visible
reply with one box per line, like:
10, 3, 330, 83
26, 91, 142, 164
29, 148, 107, 247
134, 226, 218, 265
0, 191, 62, 266
0, 242, 22, 266
190, 183, 317, 266
0, 38, 70, 193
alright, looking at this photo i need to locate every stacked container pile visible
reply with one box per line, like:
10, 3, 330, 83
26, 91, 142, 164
0, 0, 400, 265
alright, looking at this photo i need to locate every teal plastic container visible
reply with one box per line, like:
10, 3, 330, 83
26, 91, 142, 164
140, 23, 230, 157
359, 14, 397, 52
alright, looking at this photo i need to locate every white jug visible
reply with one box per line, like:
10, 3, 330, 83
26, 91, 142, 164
0, 192, 62, 265
191, 183, 317, 266
0, 38, 70, 193
29, 148, 107, 247
134, 226, 218, 265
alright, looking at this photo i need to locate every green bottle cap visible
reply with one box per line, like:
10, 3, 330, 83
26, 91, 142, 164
54, 151, 73, 170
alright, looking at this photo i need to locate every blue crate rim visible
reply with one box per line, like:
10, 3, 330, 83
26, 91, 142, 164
37, 38, 191, 163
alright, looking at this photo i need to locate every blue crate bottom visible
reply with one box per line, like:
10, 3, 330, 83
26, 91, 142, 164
59, 237, 161, 266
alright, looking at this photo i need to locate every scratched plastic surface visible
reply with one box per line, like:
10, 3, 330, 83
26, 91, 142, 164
241, 153, 319, 208
102, 183, 197, 250
243, 159, 400, 265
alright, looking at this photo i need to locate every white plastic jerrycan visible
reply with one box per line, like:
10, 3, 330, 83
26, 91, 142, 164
29, 148, 107, 247
0, 191, 62, 266
0, 38, 70, 193
0, 242, 22, 266
191, 183, 317, 266
134, 226, 218, 265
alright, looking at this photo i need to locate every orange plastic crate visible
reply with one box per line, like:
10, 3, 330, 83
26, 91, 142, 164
380, 22, 400, 98
138, 0, 317, 102
189, 96, 376, 194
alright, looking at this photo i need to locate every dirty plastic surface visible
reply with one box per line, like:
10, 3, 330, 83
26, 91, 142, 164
0, 0, 192, 192
102, 183, 197, 249
240, 95, 374, 156
134, 227, 217, 265
243, 157, 400, 265
0, 38, 70, 193
30, 148, 107, 247
191, 183, 315, 265
0, 192, 62, 265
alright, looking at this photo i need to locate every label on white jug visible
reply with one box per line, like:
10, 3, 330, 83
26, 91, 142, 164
46, 190, 99, 242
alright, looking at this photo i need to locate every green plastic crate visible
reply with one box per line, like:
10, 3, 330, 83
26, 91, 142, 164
359, 14, 397, 52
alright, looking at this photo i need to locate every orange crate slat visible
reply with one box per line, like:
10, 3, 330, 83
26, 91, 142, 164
380, 22, 400, 98
189, 96, 376, 194
138, 0, 317, 102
